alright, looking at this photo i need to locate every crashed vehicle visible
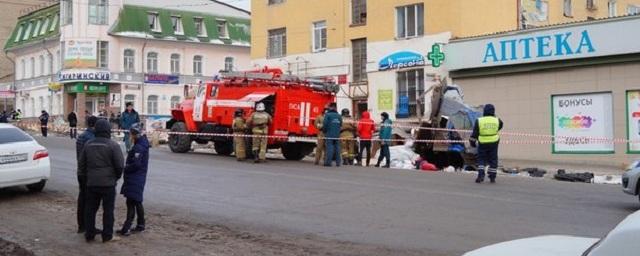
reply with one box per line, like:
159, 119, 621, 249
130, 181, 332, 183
167, 68, 338, 160
623, 160, 640, 202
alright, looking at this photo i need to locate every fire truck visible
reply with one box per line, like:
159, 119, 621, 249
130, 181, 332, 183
166, 68, 338, 160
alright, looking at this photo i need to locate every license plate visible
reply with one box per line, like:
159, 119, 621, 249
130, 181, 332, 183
0, 153, 28, 165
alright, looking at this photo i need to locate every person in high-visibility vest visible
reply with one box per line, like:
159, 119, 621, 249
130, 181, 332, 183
470, 104, 503, 183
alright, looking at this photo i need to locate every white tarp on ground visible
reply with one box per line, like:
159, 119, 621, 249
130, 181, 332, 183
375, 140, 420, 170
593, 175, 622, 185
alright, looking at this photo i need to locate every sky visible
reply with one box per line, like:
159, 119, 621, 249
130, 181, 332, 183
222, 0, 251, 11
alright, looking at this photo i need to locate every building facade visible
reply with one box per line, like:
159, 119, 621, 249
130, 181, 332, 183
3, 0, 250, 125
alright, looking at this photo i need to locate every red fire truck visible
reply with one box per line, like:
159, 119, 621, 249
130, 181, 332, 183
166, 68, 338, 160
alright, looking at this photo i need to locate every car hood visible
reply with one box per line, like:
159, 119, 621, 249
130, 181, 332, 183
463, 235, 599, 256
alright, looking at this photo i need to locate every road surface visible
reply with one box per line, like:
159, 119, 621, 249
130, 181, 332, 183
22, 136, 640, 255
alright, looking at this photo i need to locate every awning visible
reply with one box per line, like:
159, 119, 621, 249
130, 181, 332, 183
239, 92, 274, 102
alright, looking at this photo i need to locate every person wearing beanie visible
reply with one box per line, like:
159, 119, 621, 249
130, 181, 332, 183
78, 119, 124, 243
118, 123, 149, 236
375, 112, 393, 168
75, 116, 98, 234
470, 104, 503, 184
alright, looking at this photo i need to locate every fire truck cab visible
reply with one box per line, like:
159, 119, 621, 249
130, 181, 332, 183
167, 68, 338, 160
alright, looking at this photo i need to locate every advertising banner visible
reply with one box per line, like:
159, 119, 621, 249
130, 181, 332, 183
627, 90, 640, 153
64, 40, 97, 69
552, 92, 614, 153
144, 74, 180, 84
378, 89, 393, 110
109, 93, 121, 107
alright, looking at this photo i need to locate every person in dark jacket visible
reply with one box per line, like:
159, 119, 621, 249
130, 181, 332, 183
375, 112, 393, 168
68, 111, 78, 139
117, 123, 149, 236
39, 110, 49, 137
78, 119, 124, 242
322, 103, 342, 167
75, 116, 98, 233
120, 103, 140, 151
0, 111, 8, 123
470, 104, 503, 183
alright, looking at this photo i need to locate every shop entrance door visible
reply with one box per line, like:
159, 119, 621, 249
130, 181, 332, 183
85, 96, 107, 116
354, 100, 368, 119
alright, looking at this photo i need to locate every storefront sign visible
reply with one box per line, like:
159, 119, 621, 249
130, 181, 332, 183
109, 93, 121, 107
378, 51, 425, 71
0, 90, 15, 98
447, 17, 640, 70
144, 74, 180, 84
551, 92, 614, 154
338, 75, 348, 85
48, 82, 63, 92
59, 70, 111, 82
378, 89, 393, 110
427, 44, 445, 68
65, 83, 108, 94
64, 40, 97, 68
626, 90, 640, 153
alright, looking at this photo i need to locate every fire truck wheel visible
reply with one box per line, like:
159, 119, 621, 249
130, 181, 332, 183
281, 143, 313, 161
214, 141, 234, 156
169, 122, 192, 153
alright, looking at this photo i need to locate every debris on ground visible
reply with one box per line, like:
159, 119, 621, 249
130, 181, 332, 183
502, 168, 520, 174
554, 169, 594, 183
593, 175, 623, 185
522, 168, 547, 178
383, 141, 420, 170
0, 238, 34, 256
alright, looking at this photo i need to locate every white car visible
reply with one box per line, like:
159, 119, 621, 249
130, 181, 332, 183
622, 160, 640, 202
464, 210, 640, 256
0, 123, 50, 192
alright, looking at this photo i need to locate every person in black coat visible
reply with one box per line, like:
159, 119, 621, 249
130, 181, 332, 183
0, 111, 8, 123
75, 116, 97, 234
117, 123, 149, 236
68, 111, 78, 139
39, 110, 49, 137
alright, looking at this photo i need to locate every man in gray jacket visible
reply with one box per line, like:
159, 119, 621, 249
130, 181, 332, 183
78, 119, 124, 243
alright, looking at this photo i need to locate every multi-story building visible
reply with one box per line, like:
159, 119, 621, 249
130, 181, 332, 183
3, 0, 251, 125
251, 0, 640, 120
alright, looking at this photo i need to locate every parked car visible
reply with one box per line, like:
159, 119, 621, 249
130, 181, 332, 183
463, 210, 640, 256
622, 160, 640, 202
0, 123, 50, 192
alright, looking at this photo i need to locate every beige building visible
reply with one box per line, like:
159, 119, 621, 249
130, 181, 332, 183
0, 0, 43, 82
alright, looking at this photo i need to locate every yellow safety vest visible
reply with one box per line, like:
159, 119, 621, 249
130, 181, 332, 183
478, 116, 500, 144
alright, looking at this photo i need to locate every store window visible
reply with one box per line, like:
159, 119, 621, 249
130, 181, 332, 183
216, 19, 228, 38
396, 69, 424, 117
609, 0, 618, 17
62, 0, 73, 25
147, 95, 158, 115
224, 57, 234, 71
170, 96, 181, 109
124, 94, 136, 109
148, 12, 160, 32
267, 28, 286, 58
312, 21, 327, 52
564, 0, 572, 17
396, 3, 424, 39
172, 15, 184, 35
123, 49, 135, 72
170, 54, 181, 75
89, 0, 108, 25
194, 17, 206, 36
351, 0, 367, 25
147, 52, 158, 73
351, 38, 367, 82
97, 41, 109, 68
193, 55, 203, 76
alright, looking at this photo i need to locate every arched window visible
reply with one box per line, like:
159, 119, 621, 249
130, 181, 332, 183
38, 55, 44, 76
124, 49, 135, 72
147, 95, 158, 114
20, 59, 25, 79
193, 55, 202, 76
224, 57, 234, 71
147, 52, 158, 73
47, 53, 53, 75
30, 57, 35, 78
124, 94, 136, 109
170, 53, 180, 75
170, 96, 181, 109
55, 50, 60, 72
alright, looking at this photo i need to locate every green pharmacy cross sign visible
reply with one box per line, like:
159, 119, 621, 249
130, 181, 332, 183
427, 44, 445, 68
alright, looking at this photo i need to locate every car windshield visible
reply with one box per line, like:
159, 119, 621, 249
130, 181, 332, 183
0, 127, 33, 144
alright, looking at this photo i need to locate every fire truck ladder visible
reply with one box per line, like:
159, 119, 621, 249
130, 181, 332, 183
219, 71, 340, 94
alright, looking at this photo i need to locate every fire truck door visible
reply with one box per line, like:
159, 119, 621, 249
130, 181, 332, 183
192, 84, 207, 122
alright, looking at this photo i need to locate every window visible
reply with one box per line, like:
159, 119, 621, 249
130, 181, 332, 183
14, 24, 23, 42
193, 55, 203, 76
628, 4, 640, 15
147, 52, 158, 73
268, 0, 284, 4
0, 127, 33, 144
351, 38, 367, 82
194, 17, 206, 36
33, 19, 42, 37
47, 53, 53, 75
216, 19, 228, 38
39, 96, 44, 112
97, 41, 109, 68
171, 15, 183, 35
124, 95, 135, 109
62, 0, 73, 25
30, 57, 35, 78
23, 22, 32, 40
267, 28, 286, 58
170, 54, 180, 75
147, 95, 158, 115
148, 12, 160, 32
396, 3, 424, 38
170, 96, 181, 109
89, 0, 108, 25
351, 0, 367, 25
38, 55, 44, 76
312, 21, 327, 52
224, 57, 234, 71
564, 0, 573, 17
20, 59, 25, 79
609, 0, 618, 17
396, 69, 424, 117
55, 50, 60, 72
40, 17, 50, 35
587, 0, 597, 10
123, 49, 135, 72
50, 14, 59, 32
30, 98, 34, 117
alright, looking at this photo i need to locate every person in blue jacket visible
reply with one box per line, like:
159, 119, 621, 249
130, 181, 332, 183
375, 112, 393, 168
322, 103, 343, 167
120, 102, 140, 151
118, 123, 149, 236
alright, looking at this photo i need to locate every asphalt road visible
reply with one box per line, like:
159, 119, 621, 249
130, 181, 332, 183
36, 135, 639, 255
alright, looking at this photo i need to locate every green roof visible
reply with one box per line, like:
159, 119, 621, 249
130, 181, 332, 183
109, 5, 250, 47
4, 4, 60, 51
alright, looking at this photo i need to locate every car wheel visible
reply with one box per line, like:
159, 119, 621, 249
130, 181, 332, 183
26, 180, 46, 193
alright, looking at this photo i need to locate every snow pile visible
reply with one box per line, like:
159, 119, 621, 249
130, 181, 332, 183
593, 175, 622, 185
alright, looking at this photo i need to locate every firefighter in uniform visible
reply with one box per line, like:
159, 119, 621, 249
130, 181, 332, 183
248, 102, 272, 163
314, 107, 328, 165
232, 108, 247, 161
340, 108, 357, 165
470, 104, 503, 183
